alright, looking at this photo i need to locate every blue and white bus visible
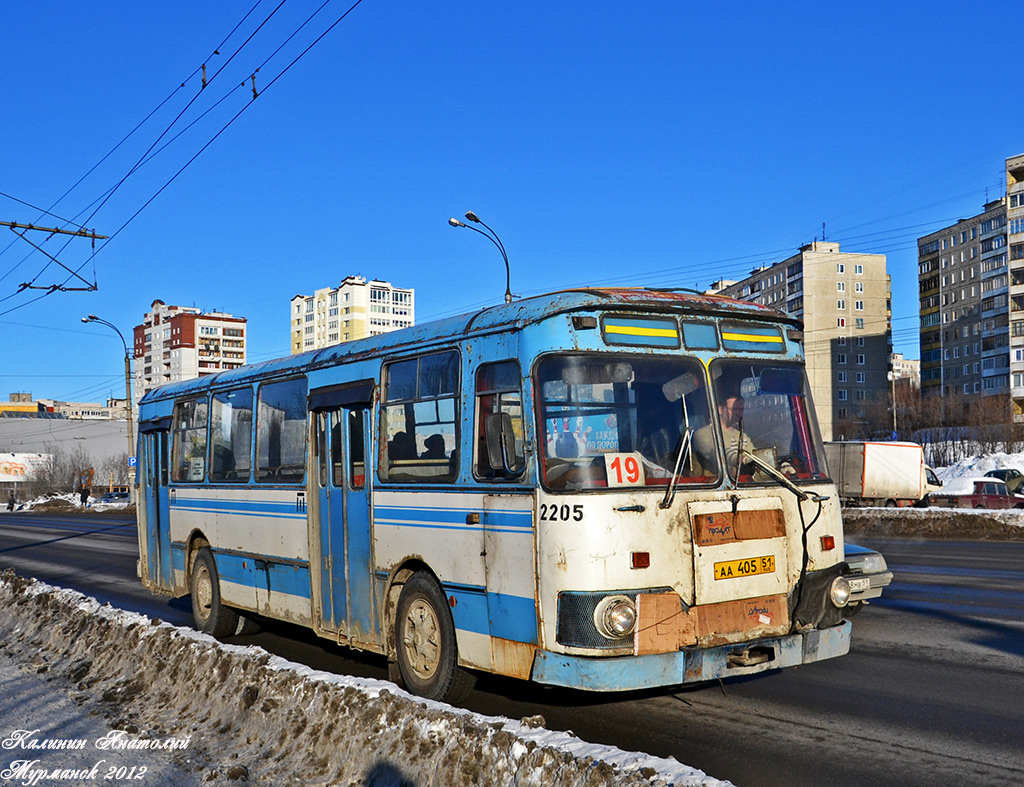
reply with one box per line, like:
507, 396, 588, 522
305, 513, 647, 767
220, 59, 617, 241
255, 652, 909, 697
137, 288, 853, 703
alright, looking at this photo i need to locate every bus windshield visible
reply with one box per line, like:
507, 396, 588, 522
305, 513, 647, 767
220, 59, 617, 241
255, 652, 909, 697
696, 359, 828, 484
536, 354, 717, 491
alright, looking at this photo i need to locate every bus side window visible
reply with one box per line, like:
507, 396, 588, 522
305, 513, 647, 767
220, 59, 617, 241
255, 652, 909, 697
474, 360, 525, 480
171, 397, 208, 483
380, 351, 459, 482
209, 387, 253, 483
256, 377, 308, 483
349, 408, 366, 489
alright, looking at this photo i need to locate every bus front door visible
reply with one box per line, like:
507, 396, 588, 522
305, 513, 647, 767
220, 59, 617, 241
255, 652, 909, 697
141, 427, 172, 591
315, 407, 375, 644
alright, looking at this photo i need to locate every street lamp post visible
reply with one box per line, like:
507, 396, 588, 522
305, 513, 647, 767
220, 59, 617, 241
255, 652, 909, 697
448, 211, 512, 304
889, 370, 898, 439
82, 315, 135, 499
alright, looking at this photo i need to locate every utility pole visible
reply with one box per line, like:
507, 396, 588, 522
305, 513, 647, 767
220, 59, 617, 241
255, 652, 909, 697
1, 220, 108, 291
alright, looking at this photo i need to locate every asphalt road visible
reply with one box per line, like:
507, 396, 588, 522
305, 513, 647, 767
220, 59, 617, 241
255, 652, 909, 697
1, 511, 1022, 787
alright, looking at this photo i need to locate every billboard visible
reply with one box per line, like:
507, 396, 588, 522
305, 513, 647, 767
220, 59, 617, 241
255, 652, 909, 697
0, 453, 49, 482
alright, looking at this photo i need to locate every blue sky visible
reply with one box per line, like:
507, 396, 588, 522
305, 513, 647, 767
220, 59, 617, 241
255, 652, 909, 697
1, 1, 1021, 405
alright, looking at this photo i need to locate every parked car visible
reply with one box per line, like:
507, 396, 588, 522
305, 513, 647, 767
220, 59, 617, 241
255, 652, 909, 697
984, 467, 1024, 494
930, 477, 1024, 509
843, 543, 893, 615
96, 491, 129, 505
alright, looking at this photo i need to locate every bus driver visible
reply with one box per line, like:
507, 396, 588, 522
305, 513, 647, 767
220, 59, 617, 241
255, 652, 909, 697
694, 394, 796, 480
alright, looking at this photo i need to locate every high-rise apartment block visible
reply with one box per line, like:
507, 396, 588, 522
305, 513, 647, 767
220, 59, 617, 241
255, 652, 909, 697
133, 300, 247, 403
916, 154, 1024, 419
712, 241, 891, 441
290, 276, 414, 354
889, 352, 920, 386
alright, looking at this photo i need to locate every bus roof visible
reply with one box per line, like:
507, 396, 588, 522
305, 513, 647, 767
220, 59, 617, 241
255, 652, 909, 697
138, 287, 796, 405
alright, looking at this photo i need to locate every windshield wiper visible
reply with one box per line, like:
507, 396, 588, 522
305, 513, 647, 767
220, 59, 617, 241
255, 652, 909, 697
659, 428, 693, 509
741, 450, 829, 503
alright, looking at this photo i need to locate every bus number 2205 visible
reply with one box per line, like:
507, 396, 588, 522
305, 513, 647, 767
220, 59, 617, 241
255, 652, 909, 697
539, 503, 584, 522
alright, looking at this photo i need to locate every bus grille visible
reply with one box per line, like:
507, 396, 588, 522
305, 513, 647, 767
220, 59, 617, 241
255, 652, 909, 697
556, 588, 671, 649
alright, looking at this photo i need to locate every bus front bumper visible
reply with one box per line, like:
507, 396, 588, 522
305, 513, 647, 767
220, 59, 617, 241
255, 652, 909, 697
530, 620, 852, 691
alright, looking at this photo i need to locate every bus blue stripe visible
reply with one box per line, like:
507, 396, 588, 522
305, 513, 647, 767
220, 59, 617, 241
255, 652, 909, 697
171, 497, 306, 521
216, 551, 311, 600
376, 519, 533, 536
445, 585, 537, 644
376, 519, 481, 533
376, 506, 533, 530
487, 591, 538, 643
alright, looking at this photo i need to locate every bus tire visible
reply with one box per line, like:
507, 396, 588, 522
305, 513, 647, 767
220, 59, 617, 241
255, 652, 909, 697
394, 572, 475, 704
190, 547, 240, 638
233, 613, 262, 636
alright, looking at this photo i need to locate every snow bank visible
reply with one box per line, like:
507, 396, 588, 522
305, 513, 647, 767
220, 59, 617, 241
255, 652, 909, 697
0, 571, 731, 787
9, 491, 134, 514
842, 506, 1024, 540
933, 451, 1024, 493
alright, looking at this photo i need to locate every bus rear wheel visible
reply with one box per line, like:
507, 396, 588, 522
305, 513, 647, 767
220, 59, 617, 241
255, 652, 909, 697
190, 547, 240, 638
394, 572, 475, 704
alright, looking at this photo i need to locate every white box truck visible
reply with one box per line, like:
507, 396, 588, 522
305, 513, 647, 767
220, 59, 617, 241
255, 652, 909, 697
824, 441, 940, 507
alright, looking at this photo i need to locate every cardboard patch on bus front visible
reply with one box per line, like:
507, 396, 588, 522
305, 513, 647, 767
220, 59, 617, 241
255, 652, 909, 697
693, 594, 788, 646
693, 509, 784, 546
633, 593, 697, 655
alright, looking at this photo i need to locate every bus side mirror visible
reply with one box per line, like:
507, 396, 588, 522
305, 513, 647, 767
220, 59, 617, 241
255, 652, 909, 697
485, 413, 520, 474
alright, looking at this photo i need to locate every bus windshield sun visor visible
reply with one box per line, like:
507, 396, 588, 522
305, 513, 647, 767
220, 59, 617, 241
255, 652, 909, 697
308, 379, 375, 410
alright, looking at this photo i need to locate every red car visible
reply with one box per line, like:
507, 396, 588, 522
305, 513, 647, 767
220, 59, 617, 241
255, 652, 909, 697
933, 477, 1024, 509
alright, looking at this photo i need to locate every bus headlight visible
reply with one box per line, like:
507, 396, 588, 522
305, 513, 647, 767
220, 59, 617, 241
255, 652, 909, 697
594, 595, 637, 639
829, 576, 851, 608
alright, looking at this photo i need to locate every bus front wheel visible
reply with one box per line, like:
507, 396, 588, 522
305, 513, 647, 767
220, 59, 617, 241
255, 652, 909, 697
190, 547, 240, 638
394, 572, 475, 704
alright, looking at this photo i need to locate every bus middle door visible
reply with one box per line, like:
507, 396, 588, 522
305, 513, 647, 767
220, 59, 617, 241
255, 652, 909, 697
315, 405, 375, 644
140, 422, 172, 592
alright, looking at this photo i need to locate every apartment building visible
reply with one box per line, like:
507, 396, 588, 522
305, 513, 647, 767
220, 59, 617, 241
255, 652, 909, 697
918, 154, 1024, 420
917, 197, 1009, 401
290, 275, 414, 354
133, 300, 247, 404
712, 241, 891, 441
890, 352, 920, 386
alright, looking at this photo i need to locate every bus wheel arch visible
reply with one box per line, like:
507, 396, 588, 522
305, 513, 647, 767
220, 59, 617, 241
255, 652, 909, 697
381, 559, 429, 682
187, 535, 241, 638
383, 561, 475, 703
185, 531, 211, 582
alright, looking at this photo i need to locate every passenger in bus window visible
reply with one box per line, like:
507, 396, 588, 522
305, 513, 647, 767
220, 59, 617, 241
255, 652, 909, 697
422, 434, 446, 459
389, 431, 415, 461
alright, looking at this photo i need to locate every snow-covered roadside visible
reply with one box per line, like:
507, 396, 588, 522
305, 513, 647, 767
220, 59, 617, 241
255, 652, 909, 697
932, 451, 1024, 494
842, 505, 1024, 540
0, 572, 732, 787
4, 491, 131, 514
0, 651, 206, 786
